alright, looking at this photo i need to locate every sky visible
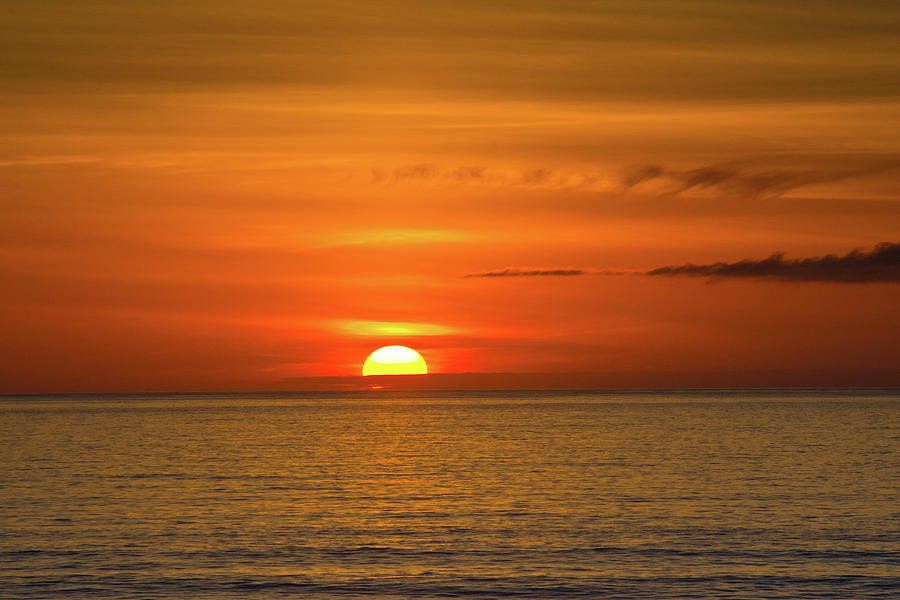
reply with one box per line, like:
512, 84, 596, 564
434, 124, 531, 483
2, 0, 899, 392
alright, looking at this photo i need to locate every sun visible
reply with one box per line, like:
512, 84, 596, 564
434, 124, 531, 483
362, 345, 428, 376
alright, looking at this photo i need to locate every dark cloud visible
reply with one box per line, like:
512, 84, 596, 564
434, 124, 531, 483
468, 243, 900, 283
647, 241, 900, 283
466, 267, 590, 278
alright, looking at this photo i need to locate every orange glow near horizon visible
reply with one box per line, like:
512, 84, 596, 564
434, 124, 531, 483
362, 346, 428, 376
1, 1, 899, 392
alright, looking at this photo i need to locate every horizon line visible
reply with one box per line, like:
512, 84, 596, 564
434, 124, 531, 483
3, 385, 899, 397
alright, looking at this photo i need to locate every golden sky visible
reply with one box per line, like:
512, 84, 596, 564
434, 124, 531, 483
2, 0, 899, 391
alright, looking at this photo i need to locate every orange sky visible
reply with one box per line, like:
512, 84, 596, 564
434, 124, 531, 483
2, 1, 899, 392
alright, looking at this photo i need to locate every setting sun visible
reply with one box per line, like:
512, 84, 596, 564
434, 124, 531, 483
362, 346, 428, 376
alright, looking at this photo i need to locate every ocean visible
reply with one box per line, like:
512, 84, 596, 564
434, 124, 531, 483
1, 389, 898, 599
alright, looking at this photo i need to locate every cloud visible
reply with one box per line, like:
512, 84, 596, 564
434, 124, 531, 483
392, 163, 439, 182
372, 164, 602, 190
335, 320, 457, 336
620, 164, 665, 188
467, 243, 900, 283
647, 241, 900, 283
465, 267, 628, 278
373, 158, 899, 198
620, 161, 900, 198
466, 267, 591, 278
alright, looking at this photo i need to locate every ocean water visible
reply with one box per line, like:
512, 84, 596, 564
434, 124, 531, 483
1, 389, 898, 599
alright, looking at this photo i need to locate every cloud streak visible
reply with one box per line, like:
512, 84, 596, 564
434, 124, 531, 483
468, 243, 900, 283
465, 267, 630, 278
466, 267, 593, 278
647, 242, 900, 283
373, 164, 591, 189
620, 161, 900, 198
373, 158, 900, 199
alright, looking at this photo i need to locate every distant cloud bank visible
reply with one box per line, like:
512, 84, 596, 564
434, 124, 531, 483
647, 241, 900, 282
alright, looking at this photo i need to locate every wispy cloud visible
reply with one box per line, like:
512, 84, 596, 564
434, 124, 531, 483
370, 158, 900, 199
372, 164, 601, 190
334, 320, 457, 336
466, 267, 589, 278
620, 161, 900, 198
647, 241, 900, 283
465, 267, 625, 278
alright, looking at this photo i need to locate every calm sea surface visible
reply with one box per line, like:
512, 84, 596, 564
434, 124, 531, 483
1, 389, 898, 599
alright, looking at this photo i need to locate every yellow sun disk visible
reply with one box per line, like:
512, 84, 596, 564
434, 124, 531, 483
362, 345, 428, 376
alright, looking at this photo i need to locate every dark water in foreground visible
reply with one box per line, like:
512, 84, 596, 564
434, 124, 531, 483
1, 389, 898, 599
